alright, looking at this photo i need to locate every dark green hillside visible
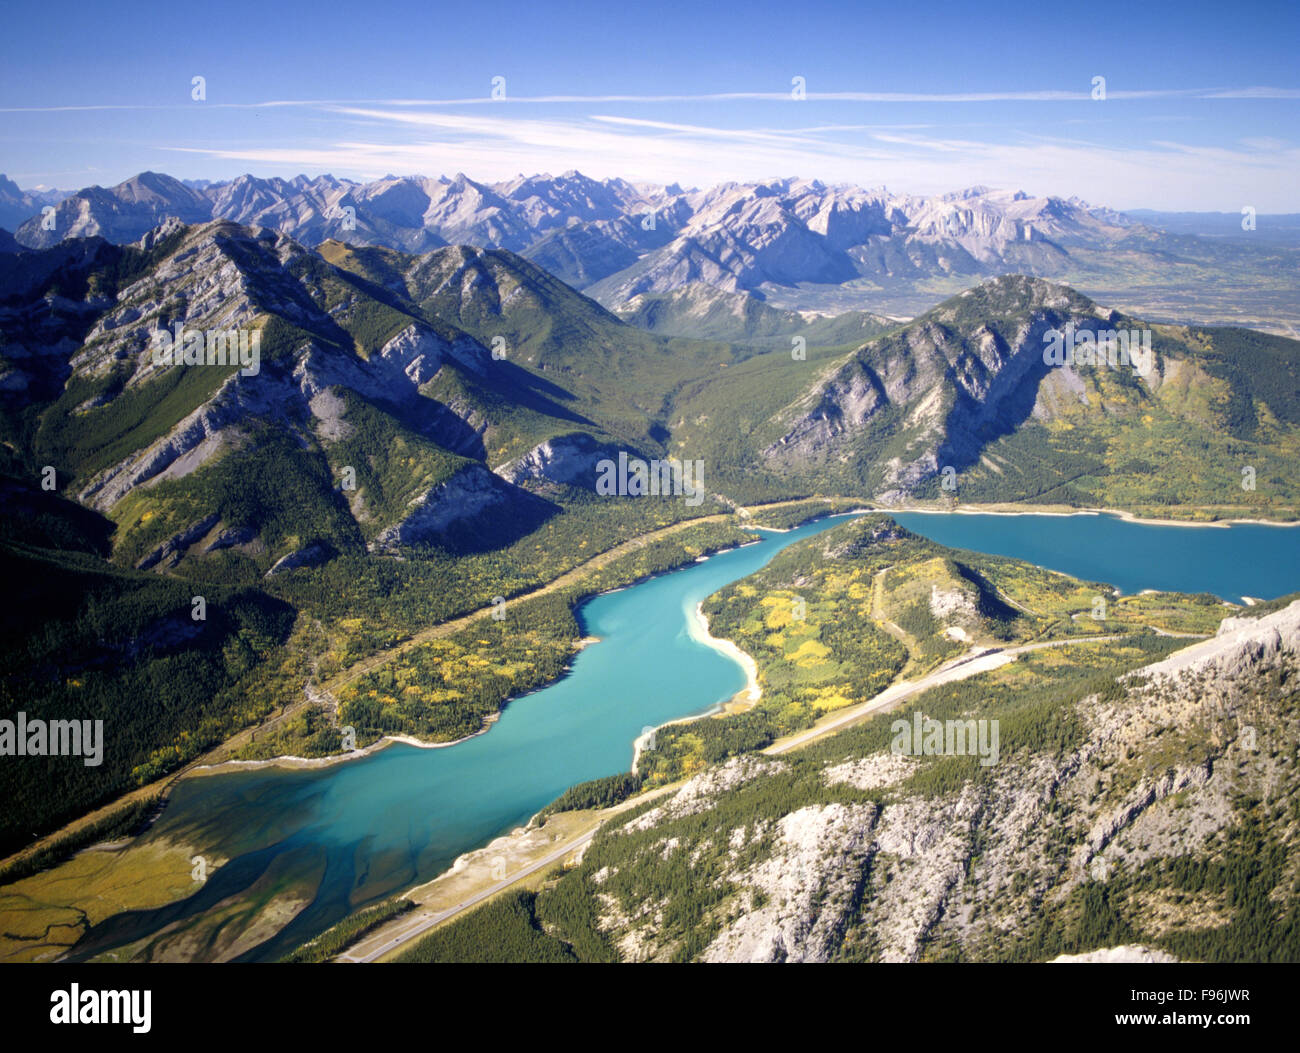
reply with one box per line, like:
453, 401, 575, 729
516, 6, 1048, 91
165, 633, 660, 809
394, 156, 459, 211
0, 536, 298, 855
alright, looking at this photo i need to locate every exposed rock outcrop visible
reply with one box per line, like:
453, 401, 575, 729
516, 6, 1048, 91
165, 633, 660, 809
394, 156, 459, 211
493, 433, 623, 488
369, 463, 520, 551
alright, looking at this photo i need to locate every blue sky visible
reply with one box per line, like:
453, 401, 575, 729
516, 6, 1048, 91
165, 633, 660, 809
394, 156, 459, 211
1, 0, 1297, 209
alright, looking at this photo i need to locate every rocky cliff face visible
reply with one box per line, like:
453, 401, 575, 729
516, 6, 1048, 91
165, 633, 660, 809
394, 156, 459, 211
369, 463, 520, 551
65, 227, 489, 514
493, 433, 624, 488
760, 276, 1140, 499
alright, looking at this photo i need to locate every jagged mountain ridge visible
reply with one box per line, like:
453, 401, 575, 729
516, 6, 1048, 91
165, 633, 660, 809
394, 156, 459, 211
0, 175, 68, 234
8, 170, 1298, 333
0, 218, 688, 574
9, 171, 1146, 293
584, 181, 1127, 301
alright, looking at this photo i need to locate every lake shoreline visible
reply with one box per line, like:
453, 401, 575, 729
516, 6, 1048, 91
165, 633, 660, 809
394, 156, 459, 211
630, 600, 764, 774
883, 502, 1300, 528
191, 537, 776, 778
189, 727, 494, 776
37, 502, 1300, 963
193, 635, 607, 777
688, 601, 761, 709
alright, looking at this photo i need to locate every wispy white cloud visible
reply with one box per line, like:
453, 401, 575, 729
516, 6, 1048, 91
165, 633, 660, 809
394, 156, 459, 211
6, 84, 1300, 113
158, 103, 1300, 210
1203, 87, 1300, 99
1239, 136, 1290, 150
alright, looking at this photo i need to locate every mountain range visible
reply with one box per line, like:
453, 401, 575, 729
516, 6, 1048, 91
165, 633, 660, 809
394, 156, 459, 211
6, 171, 1297, 330
0, 175, 67, 233
2, 216, 1296, 586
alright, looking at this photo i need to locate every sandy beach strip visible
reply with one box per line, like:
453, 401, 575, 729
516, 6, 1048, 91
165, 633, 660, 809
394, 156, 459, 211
628, 601, 762, 773
688, 600, 761, 706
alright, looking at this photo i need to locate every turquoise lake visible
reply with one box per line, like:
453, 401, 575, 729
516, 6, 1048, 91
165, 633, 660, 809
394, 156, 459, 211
71, 514, 855, 961
70, 509, 1300, 961
890, 511, 1300, 603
